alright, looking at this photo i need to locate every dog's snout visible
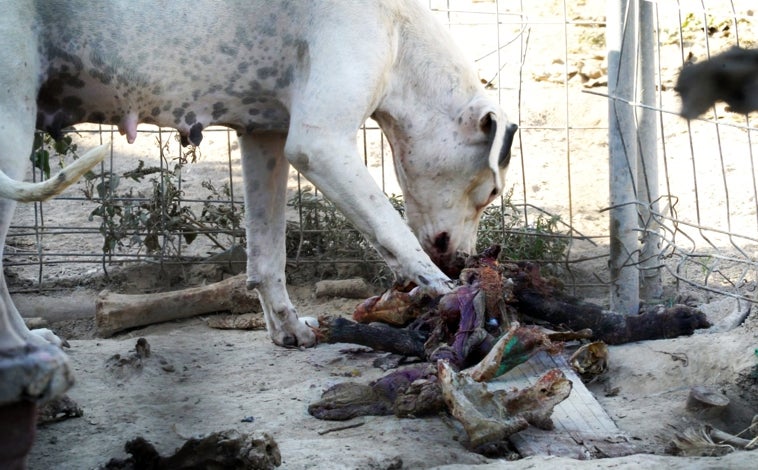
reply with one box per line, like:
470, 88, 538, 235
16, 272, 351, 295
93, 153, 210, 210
428, 231, 467, 278
433, 232, 450, 254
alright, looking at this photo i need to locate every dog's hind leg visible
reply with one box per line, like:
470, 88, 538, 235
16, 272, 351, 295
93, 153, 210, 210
239, 132, 316, 348
0, 11, 67, 350
0, 117, 61, 350
0, 197, 28, 350
0, 120, 69, 350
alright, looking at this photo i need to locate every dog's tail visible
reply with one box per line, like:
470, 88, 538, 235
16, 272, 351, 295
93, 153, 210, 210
0, 143, 109, 202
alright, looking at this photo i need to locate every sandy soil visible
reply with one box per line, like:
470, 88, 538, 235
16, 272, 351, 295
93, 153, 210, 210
21, 281, 758, 469
6, 0, 758, 468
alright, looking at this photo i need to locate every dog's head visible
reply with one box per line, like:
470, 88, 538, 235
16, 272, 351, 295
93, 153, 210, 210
377, 97, 517, 275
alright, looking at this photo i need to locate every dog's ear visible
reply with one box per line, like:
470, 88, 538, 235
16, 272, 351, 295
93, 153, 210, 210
482, 112, 517, 169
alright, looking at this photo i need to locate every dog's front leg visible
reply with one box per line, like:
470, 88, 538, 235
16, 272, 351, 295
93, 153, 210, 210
284, 127, 453, 295
239, 133, 316, 348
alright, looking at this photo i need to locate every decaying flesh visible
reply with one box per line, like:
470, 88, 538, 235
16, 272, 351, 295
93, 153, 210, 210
308, 323, 562, 422
346, 247, 709, 348
347, 246, 517, 367
438, 361, 572, 448
505, 261, 710, 344
309, 339, 572, 452
316, 315, 428, 359
569, 341, 608, 381
308, 363, 441, 420
311, 245, 709, 451
465, 322, 562, 382
102, 430, 281, 469
310, 249, 570, 449
353, 288, 420, 326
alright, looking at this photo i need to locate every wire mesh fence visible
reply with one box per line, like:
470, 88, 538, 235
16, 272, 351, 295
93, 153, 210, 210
604, 0, 758, 310
6, 0, 758, 311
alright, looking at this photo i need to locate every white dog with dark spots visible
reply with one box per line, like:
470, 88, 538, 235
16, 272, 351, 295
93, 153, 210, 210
0, 0, 517, 349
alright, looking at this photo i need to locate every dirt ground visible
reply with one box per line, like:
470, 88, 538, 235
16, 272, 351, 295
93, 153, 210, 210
6, 0, 758, 468
19, 277, 758, 469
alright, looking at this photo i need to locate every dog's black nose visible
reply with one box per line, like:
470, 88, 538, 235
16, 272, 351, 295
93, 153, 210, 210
433, 232, 450, 254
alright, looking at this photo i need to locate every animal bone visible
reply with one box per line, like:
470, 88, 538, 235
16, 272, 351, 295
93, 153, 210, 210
315, 279, 374, 299
95, 274, 260, 337
438, 360, 572, 448
206, 313, 266, 330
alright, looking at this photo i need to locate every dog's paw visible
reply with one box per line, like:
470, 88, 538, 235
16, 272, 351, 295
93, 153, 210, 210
271, 320, 317, 348
412, 278, 455, 297
29, 328, 70, 348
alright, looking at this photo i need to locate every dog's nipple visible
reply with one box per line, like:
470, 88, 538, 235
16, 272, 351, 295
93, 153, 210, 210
118, 112, 139, 144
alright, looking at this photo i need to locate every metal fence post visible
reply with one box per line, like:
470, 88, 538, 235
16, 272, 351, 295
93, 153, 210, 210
607, 0, 640, 315
637, 0, 663, 300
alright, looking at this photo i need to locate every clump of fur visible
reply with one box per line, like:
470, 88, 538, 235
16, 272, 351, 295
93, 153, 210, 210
676, 46, 758, 119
